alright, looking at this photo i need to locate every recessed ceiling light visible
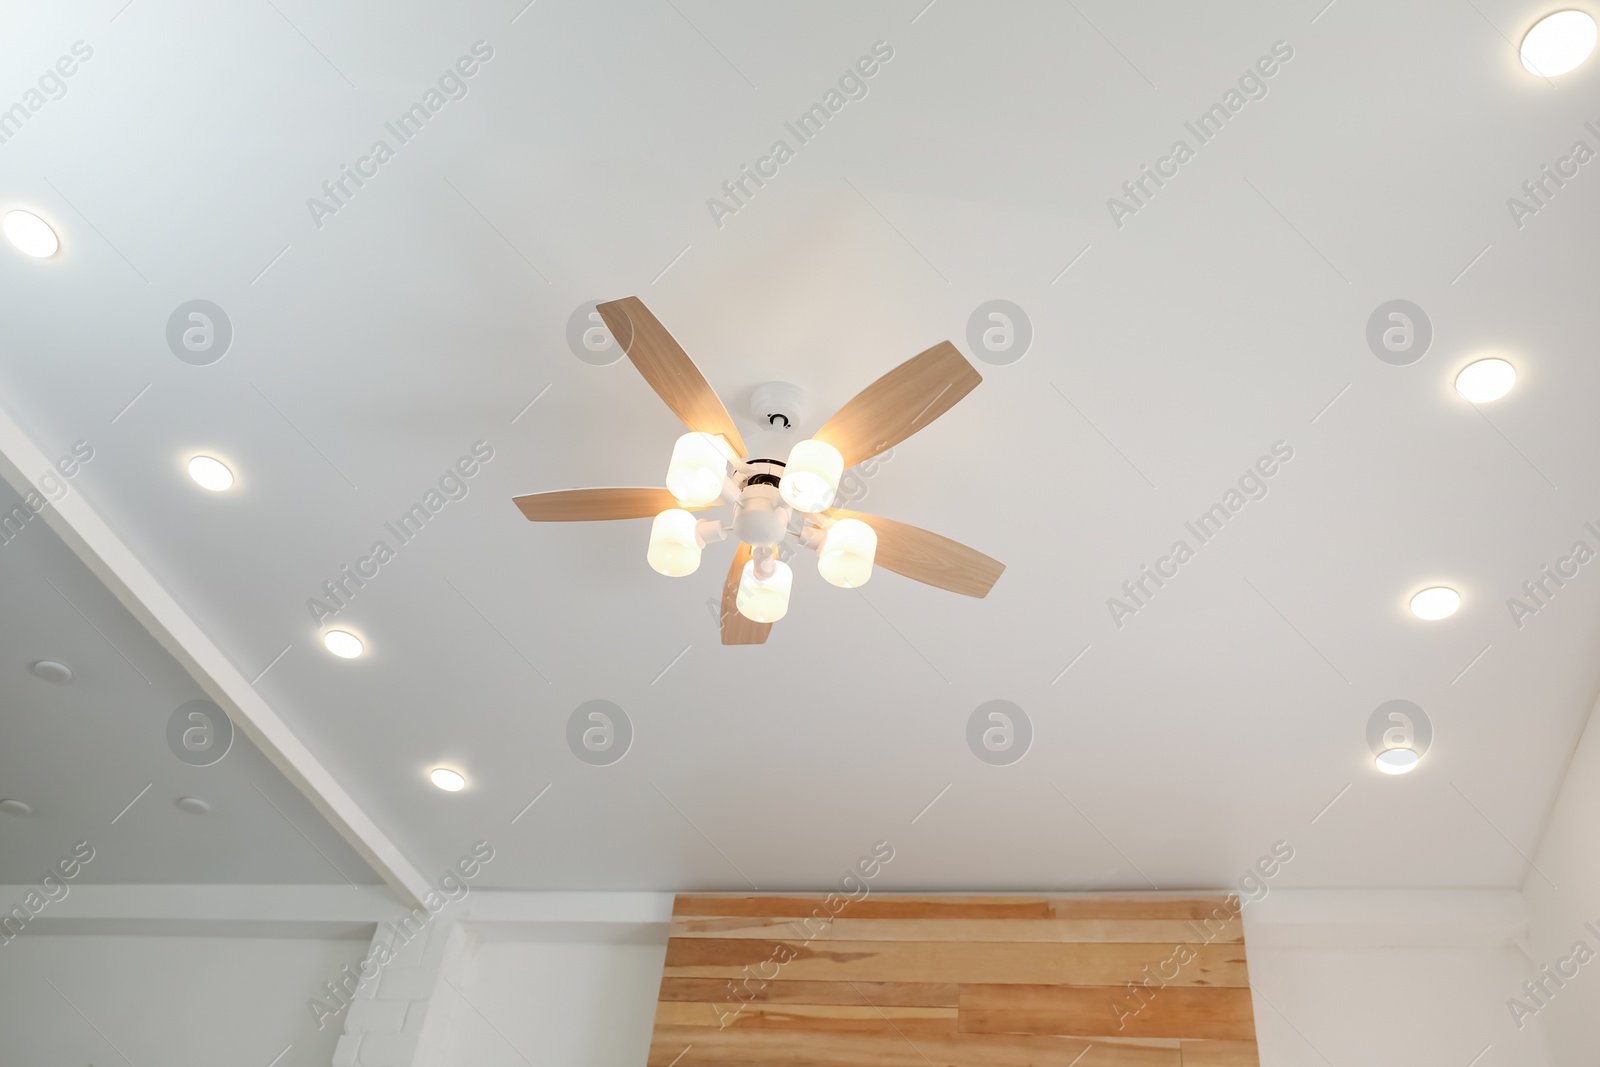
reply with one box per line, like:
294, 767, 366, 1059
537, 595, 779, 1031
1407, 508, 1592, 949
430, 768, 466, 791
1454, 358, 1516, 403
3, 210, 59, 257
1376, 748, 1420, 775
187, 455, 234, 491
323, 630, 364, 658
1521, 10, 1597, 76
29, 660, 73, 684
0, 799, 32, 816
1410, 586, 1461, 620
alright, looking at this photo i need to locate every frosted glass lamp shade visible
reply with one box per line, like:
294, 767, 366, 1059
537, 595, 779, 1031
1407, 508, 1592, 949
736, 559, 793, 622
665, 432, 733, 506
818, 518, 877, 588
647, 508, 702, 576
779, 439, 844, 513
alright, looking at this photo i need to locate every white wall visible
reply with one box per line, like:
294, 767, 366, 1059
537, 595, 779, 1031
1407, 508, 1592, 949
1523, 690, 1600, 1067
443, 927, 665, 1067
0, 933, 364, 1067
1249, 947, 1550, 1066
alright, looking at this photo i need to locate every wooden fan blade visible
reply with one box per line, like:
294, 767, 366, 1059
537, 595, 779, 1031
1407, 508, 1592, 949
828, 509, 1004, 598
720, 543, 771, 645
813, 341, 981, 468
597, 297, 747, 458
512, 487, 707, 522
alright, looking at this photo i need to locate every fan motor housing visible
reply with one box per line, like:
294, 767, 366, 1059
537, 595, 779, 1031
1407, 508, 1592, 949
751, 381, 808, 433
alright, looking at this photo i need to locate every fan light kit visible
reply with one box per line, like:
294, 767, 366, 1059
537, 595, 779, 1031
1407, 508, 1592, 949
513, 297, 1005, 643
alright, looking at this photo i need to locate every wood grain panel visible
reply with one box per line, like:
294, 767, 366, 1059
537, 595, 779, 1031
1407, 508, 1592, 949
648, 895, 1258, 1065
657, 978, 959, 1007
1180, 1040, 1261, 1066
662, 937, 1249, 987
648, 1026, 1180, 1067
672, 915, 830, 939
961, 985, 1257, 1041
654, 1002, 958, 1033
830, 917, 1242, 944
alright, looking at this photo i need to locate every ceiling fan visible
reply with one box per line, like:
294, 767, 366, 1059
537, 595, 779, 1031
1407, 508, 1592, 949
512, 297, 1004, 645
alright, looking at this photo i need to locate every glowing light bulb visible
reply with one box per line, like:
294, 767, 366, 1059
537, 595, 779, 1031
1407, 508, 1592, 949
647, 508, 702, 576
665, 432, 732, 506
736, 558, 792, 622
817, 518, 877, 588
779, 439, 844, 513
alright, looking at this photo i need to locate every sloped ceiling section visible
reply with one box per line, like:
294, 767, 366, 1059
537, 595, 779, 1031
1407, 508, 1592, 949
0, 475, 383, 887
0, 0, 1598, 897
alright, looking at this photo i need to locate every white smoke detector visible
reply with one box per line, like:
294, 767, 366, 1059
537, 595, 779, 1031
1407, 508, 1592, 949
30, 660, 73, 684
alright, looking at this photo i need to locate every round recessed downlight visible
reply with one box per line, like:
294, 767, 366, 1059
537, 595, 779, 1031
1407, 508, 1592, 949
1521, 10, 1597, 76
1410, 586, 1461, 620
1454, 358, 1516, 403
1376, 748, 1421, 774
3, 210, 59, 257
30, 660, 73, 684
430, 768, 466, 791
323, 630, 364, 658
187, 455, 234, 491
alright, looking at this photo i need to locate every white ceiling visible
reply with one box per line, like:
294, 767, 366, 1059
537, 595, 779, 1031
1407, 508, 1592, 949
0, 481, 381, 884
2, 0, 1599, 894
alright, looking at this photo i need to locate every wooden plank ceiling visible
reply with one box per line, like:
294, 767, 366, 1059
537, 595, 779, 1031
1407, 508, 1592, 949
647, 894, 1258, 1067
